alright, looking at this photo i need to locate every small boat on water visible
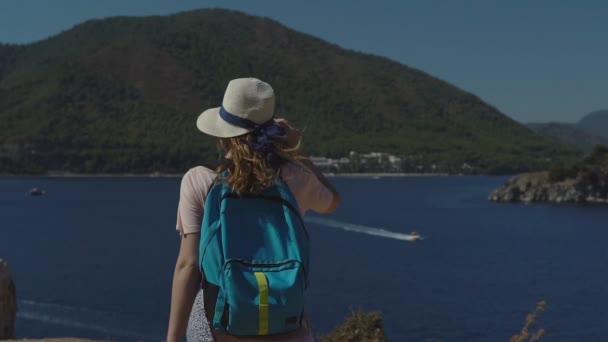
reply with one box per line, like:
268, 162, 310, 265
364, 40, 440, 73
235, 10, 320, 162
409, 231, 422, 240
28, 187, 46, 196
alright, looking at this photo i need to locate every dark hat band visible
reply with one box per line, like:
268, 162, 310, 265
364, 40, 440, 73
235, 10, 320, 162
219, 106, 273, 130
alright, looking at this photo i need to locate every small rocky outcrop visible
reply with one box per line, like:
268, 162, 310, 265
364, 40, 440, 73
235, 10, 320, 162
490, 145, 608, 204
1, 258, 17, 339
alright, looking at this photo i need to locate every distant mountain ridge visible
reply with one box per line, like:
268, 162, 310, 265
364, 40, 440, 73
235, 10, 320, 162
527, 110, 608, 152
0, 9, 578, 174
579, 110, 608, 139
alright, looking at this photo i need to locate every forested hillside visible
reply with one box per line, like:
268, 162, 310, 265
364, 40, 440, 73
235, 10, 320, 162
0, 9, 578, 174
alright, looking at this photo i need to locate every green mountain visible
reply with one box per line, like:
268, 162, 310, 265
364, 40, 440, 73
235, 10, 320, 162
527, 122, 608, 152
0, 9, 578, 174
0, 44, 20, 78
578, 110, 608, 140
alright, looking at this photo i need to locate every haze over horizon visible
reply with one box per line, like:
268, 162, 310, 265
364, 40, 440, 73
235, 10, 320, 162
1, 0, 606, 124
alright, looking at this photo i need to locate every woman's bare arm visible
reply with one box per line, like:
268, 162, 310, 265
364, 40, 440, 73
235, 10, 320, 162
298, 157, 340, 213
275, 118, 340, 213
167, 233, 202, 342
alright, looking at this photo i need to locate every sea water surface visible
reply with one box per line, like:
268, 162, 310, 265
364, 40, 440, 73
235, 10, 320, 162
1, 176, 608, 341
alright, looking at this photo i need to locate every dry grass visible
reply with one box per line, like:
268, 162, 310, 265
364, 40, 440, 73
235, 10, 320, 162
510, 301, 546, 342
319, 309, 388, 342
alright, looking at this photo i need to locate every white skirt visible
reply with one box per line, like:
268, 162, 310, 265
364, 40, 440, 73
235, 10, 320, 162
186, 289, 215, 342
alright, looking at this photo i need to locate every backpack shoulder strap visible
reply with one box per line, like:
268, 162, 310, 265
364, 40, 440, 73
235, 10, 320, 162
274, 176, 300, 212
199, 177, 230, 277
199, 175, 231, 325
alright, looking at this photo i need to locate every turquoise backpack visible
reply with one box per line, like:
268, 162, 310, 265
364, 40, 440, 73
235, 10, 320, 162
199, 174, 310, 336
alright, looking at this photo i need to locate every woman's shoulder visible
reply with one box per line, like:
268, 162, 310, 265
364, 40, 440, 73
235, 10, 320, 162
181, 166, 218, 190
184, 165, 217, 177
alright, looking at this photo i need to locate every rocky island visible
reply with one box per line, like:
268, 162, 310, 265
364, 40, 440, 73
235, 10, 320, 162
489, 145, 608, 204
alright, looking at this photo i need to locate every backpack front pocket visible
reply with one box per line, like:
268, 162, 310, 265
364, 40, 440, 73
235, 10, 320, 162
217, 259, 306, 336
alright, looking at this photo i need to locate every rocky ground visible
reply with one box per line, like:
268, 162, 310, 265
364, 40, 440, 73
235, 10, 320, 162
1, 259, 17, 339
5, 340, 106, 342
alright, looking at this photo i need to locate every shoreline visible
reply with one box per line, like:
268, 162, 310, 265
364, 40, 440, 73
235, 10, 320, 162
0, 172, 478, 178
325, 172, 452, 177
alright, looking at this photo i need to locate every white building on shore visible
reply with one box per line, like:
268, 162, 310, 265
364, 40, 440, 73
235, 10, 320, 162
310, 151, 402, 172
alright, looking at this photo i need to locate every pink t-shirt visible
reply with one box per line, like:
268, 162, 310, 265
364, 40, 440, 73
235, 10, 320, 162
176, 162, 335, 235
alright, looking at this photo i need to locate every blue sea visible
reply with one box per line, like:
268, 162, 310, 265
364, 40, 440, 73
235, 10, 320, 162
1, 176, 608, 341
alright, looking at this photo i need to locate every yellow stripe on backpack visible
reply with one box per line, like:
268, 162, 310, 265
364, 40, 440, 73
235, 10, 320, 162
254, 272, 269, 335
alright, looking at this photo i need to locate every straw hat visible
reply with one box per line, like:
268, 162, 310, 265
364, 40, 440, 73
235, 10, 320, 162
196, 78, 275, 138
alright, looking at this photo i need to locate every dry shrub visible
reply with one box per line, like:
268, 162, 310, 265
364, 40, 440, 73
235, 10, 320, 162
319, 309, 388, 342
511, 300, 546, 342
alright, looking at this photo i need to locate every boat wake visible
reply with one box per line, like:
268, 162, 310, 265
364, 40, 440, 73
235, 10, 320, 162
304, 217, 421, 242
17, 299, 160, 341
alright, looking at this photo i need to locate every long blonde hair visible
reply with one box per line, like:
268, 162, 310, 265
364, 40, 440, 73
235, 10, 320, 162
217, 133, 300, 195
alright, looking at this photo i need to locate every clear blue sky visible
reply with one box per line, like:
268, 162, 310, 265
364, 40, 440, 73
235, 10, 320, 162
1, 0, 606, 123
